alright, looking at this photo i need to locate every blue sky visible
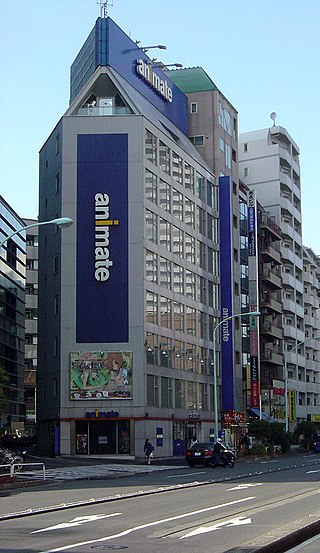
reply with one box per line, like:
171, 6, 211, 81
1, 0, 319, 251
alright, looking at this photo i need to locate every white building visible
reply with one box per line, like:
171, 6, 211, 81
239, 125, 305, 425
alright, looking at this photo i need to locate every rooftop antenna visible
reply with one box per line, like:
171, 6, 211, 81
98, 0, 113, 18
270, 112, 277, 127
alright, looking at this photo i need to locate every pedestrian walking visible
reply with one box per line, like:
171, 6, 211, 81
144, 438, 154, 464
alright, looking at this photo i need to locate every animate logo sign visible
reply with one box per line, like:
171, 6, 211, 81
94, 193, 118, 282
136, 59, 173, 103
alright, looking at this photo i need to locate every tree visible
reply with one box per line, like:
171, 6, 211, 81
295, 420, 316, 450
248, 419, 271, 443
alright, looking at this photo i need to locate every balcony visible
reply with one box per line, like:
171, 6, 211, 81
260, 213, 281, 240
77, 106, 133, 116
260, 267, 282, 289
260, 320, 283, 340
261, 292, 282, 314
260, 240, 281, 264
262, 347, 283, 366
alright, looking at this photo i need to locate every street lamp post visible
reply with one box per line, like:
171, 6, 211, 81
284, 336, 320, 432
0, 217, 73, 249
213, 310, 261, 441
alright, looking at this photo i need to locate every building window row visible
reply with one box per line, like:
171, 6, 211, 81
146, 374, 210, 410
146, 251, 219, 300
145, 130, 216, 207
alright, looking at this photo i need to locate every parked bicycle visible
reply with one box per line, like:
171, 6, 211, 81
0, 447, 26, 472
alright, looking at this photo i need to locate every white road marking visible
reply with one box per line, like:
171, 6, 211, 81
260, 460, 278, 464
227, 483, 262, 491
32, 513, 121, 533
306, 469, 320, 473
167, 471, 206, 478
39, 496, 256, 552
180, 516, 252, 538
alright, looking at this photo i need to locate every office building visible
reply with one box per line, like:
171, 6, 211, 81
0, 197, 26, 434
23, 218, 38, 435
37, 17, 220, 456
168, 67, 244, 423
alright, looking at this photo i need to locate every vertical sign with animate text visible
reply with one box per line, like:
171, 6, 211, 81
76, 134, 128, 343
219, 176, 235, 410
248, 190, 260, 408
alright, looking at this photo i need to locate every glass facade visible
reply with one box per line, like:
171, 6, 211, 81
144, 128, 218, 413
0, 198, 26, 430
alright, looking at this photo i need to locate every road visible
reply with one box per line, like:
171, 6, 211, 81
0, 452, 319, 552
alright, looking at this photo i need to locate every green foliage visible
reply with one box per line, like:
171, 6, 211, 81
294, 420, 316, 449
248, 419, 271, 442
248, 443, 266, 455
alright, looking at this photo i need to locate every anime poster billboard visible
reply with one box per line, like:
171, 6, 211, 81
70, 352, 133, 400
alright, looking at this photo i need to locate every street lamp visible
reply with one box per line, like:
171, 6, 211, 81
284, 336, 320, 432
213, 310, 261, 441
0, 217, 73, 249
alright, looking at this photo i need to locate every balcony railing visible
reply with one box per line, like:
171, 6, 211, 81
77, 106, 132, 116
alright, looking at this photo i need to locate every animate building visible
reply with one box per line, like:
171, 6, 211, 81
37, 17, 219, 456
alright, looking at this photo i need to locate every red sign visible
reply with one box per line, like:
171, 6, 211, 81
251, 381, 260, 408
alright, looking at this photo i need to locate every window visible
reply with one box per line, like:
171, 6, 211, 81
159, 140, 170, 174
54, 295, 59, 316
190, 135, 204, 147
175, 379, 184, 408
145, 210, 157, 243
55, 174, 60, 194
159, 218, 171, 251
6, 239, 17, 270
244, 167, 249, 177
244, 143, 248, 153
145, 332, 157, 365
160, 296, 171, 328
53, 336, 58, 357
145, 250, 158, 282
173, 263, 184, 294
219, 138, 225, 152
55, 134, 60, 155
147, 375, 159, 407
185, 269, 196, 300
185, 233, 195, 263
185, 197, 195, 228
161, 377, 173, 408
173, 301, 184, 332
145, 129, 157, 164
190, 102, 198, 114
186, 306, 196, 335
172, 152, 183, 184
146, 291, 158, 324
160, 257, 172, 289
159, 180, 171, 212
53, 255, 59, 273
184, 163, 195, 193
187, 381, 196, 408
145, 169, 157, 203
172, 188, 183, 220
172, 226, 183, 256
173, 341, 183, 370
225, 143, 232, 169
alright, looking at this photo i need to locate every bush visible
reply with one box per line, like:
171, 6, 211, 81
248, 419, 271, 442
248, 443, 266, 456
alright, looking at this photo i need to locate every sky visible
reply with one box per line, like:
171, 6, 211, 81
1, 0, 320, 251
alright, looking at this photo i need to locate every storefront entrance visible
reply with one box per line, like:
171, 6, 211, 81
75, 420, 130, 455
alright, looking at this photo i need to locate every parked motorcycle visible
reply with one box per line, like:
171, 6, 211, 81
0, 447, 26, 472
210, 448, 235, 468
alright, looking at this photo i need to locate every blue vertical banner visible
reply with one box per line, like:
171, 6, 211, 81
76, 133, 129, 343
218, 176, 234, 410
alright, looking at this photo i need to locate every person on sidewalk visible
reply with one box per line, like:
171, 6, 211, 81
144, 438, 154, 464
